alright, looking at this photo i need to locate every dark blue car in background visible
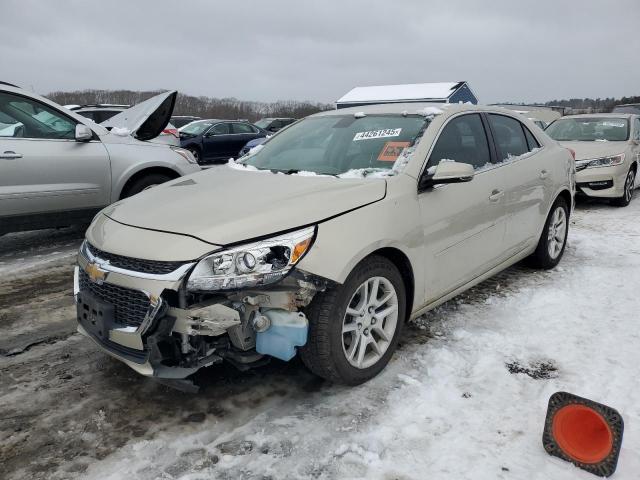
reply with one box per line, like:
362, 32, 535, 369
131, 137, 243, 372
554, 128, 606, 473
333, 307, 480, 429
179, 119, 267, 165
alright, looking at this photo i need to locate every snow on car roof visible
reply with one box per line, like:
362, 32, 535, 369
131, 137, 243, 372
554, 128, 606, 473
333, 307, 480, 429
337, 82, 463, 104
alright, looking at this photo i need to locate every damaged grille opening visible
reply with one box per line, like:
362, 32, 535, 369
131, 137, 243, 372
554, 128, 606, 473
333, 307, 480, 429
86, 243, 185, 275
78, 269, 150, 327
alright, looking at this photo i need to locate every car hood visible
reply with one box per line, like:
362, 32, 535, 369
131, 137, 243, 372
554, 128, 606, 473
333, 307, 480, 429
103, 166, 387, 246
102, 91, 176, 141
558, 141, 628, 160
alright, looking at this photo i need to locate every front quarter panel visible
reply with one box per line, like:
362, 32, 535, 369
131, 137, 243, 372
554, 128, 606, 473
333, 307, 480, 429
101, 137, 200, 200
296, 175, 424, 315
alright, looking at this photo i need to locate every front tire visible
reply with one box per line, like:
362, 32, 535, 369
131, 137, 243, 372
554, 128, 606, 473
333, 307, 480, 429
300, 256, 405, 385
611, 168, 635, 207
122, 173, 173, 198
528, 197, 569, 269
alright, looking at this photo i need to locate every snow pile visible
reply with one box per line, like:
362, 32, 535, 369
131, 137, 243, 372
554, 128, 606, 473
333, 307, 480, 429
338, 168, 394, 178
110, 127, 131, 136
417, 106, 444, 118
248, 144, 265, 155
226, 158, 264, 172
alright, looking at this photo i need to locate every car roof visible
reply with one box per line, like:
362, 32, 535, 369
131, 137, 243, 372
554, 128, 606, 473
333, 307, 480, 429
311, 102, 518, 118
560, 113, 635, 119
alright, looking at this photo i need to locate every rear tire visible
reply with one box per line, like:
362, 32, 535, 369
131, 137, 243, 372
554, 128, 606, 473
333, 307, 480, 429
122, 173, 173, 198
611, 168, 635, 207
527, 197, 569, 269
300, 256, 405, 385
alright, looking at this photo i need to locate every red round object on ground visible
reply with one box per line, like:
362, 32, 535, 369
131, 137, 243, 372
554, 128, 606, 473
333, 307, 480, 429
552, 404, 613, 464
543, 392, 624, 477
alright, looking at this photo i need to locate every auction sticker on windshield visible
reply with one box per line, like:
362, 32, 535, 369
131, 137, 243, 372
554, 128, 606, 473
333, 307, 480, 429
378, 141, 410, 161
353, 128, 402, 141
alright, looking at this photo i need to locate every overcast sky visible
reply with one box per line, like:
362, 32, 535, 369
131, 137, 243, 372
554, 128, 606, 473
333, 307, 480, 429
2, 0, 639, 104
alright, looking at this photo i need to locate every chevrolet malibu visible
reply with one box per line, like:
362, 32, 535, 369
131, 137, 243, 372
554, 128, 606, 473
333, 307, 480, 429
546, 113, 639, 206
75, 103, 574, 387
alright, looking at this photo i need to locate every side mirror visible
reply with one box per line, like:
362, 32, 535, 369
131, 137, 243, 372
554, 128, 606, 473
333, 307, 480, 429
75, 124, 93, 142
419, 161, 475, 191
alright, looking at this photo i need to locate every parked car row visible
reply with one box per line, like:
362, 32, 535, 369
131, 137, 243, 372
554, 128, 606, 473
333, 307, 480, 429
2, 79, 638, 388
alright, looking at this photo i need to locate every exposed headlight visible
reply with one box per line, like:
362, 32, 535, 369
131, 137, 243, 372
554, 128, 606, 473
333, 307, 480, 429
580, 153, 625, 169
171, 146, 198, 164
186, 226, 315, 291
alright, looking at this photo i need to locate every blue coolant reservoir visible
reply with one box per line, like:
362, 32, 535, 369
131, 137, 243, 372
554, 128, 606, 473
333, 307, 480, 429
256, 310, 309, 361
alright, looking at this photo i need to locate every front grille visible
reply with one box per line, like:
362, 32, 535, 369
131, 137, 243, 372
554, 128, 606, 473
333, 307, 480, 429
79, 269, 150, 327
86, 243, 184, 275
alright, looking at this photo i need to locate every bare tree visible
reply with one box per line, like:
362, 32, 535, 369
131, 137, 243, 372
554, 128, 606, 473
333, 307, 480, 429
47, 89, 333, 121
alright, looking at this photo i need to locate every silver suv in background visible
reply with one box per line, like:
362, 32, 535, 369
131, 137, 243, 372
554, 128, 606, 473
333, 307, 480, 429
0, 85, 200, 235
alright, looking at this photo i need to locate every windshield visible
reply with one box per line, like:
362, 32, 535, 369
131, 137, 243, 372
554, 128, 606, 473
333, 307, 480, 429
254, 119, 272, 129
546, 117, 629, 141
242, 114, 427, 175
180, 121, 213, 135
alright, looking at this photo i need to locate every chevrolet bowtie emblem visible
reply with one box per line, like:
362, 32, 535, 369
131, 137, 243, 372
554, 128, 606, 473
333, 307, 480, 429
85, 262, 107, 284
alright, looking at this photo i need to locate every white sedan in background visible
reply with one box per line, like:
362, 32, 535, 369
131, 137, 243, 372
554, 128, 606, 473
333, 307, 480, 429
546, 113, 640, 206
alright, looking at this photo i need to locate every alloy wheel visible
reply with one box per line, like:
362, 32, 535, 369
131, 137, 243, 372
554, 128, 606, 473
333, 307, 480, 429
547, 206, 567, 259
625, 170, 635, 203
341, 276, 399, 369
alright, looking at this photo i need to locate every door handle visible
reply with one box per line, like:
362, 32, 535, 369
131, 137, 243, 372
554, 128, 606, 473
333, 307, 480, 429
540, 169, 548, 179
0, 151, 22, 159
489, 189, 504, 202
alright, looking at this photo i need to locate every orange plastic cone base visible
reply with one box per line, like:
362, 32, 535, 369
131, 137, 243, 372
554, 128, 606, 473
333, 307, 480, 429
552, 404, 613, 464
543, 392, 623, 477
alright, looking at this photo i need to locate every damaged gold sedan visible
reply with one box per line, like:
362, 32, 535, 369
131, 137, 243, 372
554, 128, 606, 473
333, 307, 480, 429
75, 102, 574, 388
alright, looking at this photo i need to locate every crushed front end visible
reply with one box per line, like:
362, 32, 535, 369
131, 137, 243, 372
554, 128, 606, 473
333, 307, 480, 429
74, 226, 330, 382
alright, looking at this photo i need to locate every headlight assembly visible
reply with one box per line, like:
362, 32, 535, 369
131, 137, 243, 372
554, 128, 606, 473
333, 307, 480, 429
582, 153, 625, 169
186, 226, 315, 291
171, 146, 198, 164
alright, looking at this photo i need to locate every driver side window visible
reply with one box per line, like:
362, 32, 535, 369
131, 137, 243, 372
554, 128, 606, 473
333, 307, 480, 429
428, 114, 491, 170
0, 92, 76, 140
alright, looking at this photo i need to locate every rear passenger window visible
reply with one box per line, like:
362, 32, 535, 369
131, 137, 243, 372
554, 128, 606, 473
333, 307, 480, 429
232, 123, 257, 134
209, 123, 230, 135
428, 114, 491, 170
524, 127, 540, 150
488, 114, 528, 160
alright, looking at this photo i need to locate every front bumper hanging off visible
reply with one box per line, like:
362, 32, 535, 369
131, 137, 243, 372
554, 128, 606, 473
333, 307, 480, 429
74, 241, 322, 379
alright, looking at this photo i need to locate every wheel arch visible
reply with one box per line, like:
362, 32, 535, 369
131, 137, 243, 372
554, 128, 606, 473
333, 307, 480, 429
366, 247, 415, 323
555, 188, 573, 215
118, 166, 181, 199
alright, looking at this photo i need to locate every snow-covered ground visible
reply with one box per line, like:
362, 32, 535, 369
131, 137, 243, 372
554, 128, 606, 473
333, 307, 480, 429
1, 199, 639, 480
